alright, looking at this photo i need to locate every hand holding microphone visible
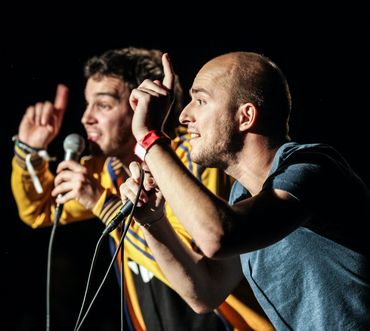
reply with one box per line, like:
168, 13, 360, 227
113, 161, 165, 234
51, 133, 105, 210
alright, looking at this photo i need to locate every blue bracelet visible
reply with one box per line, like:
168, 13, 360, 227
13, 135, 41, 154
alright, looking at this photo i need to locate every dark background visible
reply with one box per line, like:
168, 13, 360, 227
2, 5, 369, 330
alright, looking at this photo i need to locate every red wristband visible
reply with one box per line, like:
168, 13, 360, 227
134, 130, 163, 161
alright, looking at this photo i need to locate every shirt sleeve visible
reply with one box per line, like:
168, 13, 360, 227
11, 146, 95, 228
262, 146, 342, 211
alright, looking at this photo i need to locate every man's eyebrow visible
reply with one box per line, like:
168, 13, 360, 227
189, 87, 212, 97
94, 92, 120, 100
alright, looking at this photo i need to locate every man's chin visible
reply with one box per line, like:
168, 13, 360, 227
191, 152, 206, 167
89, 141, 104, 156
193, 152, 226, 169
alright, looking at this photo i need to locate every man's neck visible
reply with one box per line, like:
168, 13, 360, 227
226, 136, 284, 196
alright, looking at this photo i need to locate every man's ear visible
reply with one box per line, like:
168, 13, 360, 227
238, 103, 257, 132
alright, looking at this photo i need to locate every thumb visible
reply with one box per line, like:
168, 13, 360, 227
129, 161, 142, 181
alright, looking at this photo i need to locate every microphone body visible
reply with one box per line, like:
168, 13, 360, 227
63, 133, 86, 161
56, 134, 86, 214
102, 200, 134, 236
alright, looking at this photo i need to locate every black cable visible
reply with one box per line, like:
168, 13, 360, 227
74, 169, 145, 331
46, 203, 63, 331
120, 226, 125, 331
74, 206, 137, 330
73, 233, 106, 330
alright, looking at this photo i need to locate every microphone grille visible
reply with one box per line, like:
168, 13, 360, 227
63, 133, 85, 154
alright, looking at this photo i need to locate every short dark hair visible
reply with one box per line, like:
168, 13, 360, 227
84, 47, 183, 135
230, 52, 292, 141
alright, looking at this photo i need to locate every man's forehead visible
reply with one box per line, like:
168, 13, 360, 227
85, 76, 128, 98
192, 61, 233, 92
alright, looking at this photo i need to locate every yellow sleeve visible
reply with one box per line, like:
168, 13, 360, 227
11, 146, 96, 228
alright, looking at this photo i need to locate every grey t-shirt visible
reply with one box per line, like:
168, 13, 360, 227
229, 142, 370, 330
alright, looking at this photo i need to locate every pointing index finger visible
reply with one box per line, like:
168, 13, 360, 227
54, 84, 69, 112
162, 53, 175, 91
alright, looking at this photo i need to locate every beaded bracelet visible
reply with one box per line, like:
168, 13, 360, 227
12, 135, 56, 193
13, 136, 42, 153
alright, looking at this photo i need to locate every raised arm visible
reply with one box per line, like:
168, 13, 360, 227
128, 54, 230, 257
129, 54, 308, 258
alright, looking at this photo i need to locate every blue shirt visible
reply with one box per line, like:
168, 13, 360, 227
230, 142, 370, 330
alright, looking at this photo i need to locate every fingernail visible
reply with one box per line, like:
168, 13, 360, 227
147, 178, 155, 185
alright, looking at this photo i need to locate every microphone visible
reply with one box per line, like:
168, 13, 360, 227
63, 133, 85, 161
102, 200, 134, 236
55, 134, 85, 215
102, 167, 148, 237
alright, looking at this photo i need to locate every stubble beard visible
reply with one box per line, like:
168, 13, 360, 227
89, 127, 133, 158
191, 120, 243, 170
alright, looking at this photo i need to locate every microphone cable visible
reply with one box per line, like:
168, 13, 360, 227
74, 168, 145, 331
45, 133, 85, 330
46, 203, 64, 331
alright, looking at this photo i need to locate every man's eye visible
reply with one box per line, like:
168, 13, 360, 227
97, 103, 111, 110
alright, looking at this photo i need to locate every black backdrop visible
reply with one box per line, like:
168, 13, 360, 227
2, 5, 369, 330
